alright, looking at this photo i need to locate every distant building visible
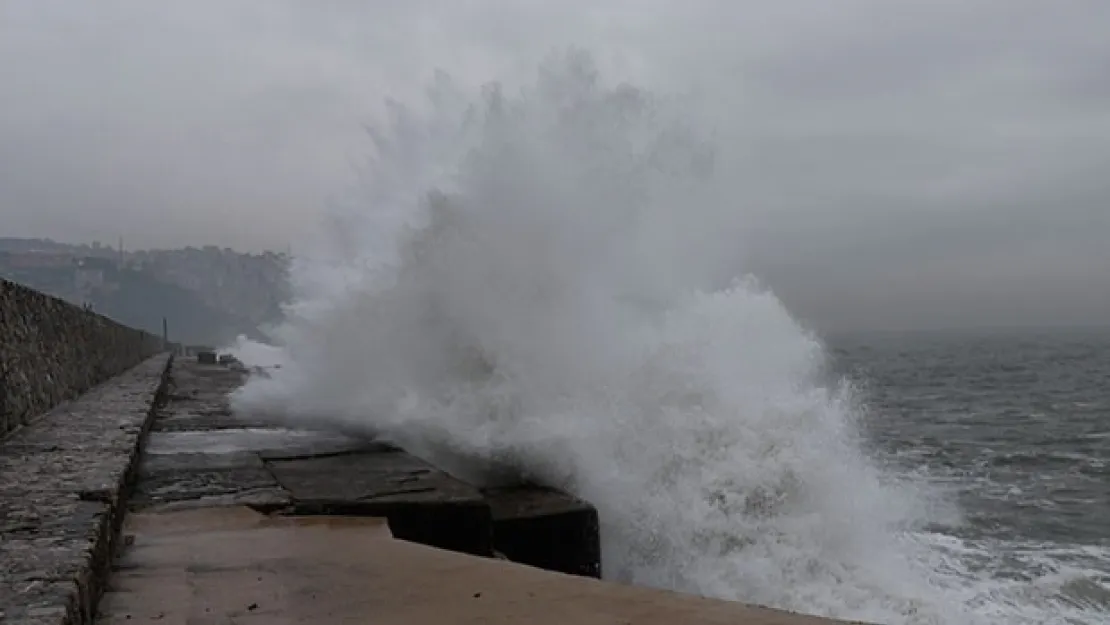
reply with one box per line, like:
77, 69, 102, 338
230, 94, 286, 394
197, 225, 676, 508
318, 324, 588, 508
75, 256, 117, 271
5, 251, 72, 269
74, 257, 118, 297
74, 266, 105, 291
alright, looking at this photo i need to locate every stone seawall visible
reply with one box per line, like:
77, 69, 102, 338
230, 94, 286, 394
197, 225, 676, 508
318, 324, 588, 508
0, 279, 165, 437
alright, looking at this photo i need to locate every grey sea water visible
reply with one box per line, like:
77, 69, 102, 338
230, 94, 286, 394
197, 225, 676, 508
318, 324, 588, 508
830, 328, 1110, 616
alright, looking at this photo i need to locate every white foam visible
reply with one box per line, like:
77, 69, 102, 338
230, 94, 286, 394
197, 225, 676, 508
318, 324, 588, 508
227, 54, 1107, 625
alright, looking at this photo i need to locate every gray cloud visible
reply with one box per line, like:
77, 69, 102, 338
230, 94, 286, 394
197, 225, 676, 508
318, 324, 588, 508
3, 0, 1109, 330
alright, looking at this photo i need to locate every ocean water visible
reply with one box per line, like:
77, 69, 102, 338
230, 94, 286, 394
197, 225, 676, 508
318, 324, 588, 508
226, 54, 1110, 624
829, 329, 1110, 620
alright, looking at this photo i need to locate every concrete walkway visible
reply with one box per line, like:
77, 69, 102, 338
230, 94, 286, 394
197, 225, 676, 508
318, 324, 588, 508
93, 358, 861, 625
99, 505, 856, 625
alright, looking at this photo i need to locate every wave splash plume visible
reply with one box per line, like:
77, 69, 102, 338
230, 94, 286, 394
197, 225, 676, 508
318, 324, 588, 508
228, 52, 1097, 625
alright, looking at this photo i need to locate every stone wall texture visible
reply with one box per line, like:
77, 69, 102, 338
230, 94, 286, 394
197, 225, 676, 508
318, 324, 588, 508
0, 278, 165, 437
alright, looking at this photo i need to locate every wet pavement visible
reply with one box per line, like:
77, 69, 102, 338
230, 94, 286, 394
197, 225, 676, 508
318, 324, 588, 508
125, 363, 300, 514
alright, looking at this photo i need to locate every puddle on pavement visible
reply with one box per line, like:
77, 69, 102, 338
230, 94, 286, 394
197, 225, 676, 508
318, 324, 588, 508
145, 428, 368, 456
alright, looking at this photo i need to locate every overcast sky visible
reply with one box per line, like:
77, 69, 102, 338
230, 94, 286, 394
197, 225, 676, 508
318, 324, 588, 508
3, 0, 1110, 331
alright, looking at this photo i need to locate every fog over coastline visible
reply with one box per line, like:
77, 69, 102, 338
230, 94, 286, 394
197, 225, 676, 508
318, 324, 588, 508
4, 1, 1110, 331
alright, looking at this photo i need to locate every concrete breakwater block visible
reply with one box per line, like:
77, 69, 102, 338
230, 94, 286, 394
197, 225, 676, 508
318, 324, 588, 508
136, 449, 606, 578
484, 485, 602, 578
262, 449, 602, 576
266, 450, 493, 557
196, 350, 217, 364
127, 357, 604, 605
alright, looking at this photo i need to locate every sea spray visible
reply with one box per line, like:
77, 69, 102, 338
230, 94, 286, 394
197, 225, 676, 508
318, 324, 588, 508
227, 53, 1083, 624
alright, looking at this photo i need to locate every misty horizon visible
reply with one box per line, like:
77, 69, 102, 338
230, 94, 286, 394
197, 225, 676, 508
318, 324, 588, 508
1, 234, 288, 256
4, 1, 1110, 332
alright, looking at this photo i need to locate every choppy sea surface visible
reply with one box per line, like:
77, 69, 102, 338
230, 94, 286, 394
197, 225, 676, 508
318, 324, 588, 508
829, 328, 1110, 620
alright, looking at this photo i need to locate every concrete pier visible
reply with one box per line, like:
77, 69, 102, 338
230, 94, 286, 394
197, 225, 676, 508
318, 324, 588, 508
2, 353, 866, 625
126, 361, 600, 567
98, 505, 859, 625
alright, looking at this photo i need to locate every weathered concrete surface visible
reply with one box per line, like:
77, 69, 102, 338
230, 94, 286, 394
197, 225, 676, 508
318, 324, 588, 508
99, 358, 862, 625
0, 279, 164, 437
129, 360, 494, 556
484, 485, 601, 578
269, 451, 492, 556
0, 353, 171, 624
128, 363, 299, 514
98, 506, 862, 625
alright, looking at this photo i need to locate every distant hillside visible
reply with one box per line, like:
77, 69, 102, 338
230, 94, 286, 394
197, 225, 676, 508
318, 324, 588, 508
0, 237, 76, 253
128, 246, 289, 325
0, 238, 288, 346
